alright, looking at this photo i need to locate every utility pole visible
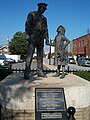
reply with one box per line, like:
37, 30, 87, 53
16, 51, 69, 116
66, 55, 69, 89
7, 36, 10, 43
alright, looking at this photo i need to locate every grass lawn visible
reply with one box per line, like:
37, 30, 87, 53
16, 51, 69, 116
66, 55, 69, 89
74, 71, 90, 82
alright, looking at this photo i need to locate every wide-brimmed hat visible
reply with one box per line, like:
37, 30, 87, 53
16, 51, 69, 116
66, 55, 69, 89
37, 3, 48, 10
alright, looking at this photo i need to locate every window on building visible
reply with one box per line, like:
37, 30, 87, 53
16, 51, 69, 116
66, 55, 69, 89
75, 42, 77, 48
79, 41, 81, 47
82, 40, 84, 46
86, 40, 89, 45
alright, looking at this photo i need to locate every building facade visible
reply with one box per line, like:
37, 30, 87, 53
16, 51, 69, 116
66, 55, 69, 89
0, 45, 9, 54
72, 34, 90, 58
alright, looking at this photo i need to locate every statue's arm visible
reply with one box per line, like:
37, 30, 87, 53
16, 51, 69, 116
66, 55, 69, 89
44, 17, 49, 45
63, 36, 70, 48
52, 36, 57, 46
25, 12, 33, 36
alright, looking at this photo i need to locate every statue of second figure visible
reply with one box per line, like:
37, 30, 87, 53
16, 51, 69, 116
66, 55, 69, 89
53, 25, 70, 78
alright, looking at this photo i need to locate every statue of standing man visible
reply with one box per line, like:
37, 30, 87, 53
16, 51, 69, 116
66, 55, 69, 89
24, 3, 49, 79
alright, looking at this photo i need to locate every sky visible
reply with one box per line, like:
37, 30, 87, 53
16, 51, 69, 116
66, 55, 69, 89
0, 0, 90, 51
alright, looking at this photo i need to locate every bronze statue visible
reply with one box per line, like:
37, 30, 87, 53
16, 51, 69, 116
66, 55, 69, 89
53, 25, 70, 78
24, 3, 49, 79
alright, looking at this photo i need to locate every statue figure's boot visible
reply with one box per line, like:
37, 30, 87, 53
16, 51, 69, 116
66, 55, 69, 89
60, 66, 65, 79
24, 68, 30, 79
53, 70, 60, 77
60, 72, 65, 79
37, 69, 47, 77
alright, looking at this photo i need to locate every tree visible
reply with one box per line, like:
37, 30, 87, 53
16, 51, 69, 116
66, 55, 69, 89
9, 32, 28, 56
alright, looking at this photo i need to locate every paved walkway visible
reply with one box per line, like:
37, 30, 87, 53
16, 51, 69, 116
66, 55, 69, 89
43, 61, 56, 70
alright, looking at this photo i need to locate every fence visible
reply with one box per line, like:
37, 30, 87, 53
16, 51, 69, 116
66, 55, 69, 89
10, 65, 90, 74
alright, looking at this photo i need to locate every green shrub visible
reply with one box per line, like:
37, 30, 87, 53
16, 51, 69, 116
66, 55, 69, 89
74, 71, 90, 81
0, 67, 12, 81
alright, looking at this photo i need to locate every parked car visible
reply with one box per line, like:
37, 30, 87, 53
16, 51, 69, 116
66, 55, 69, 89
3, 58, 16, 66
0, 58, 5, 66
78, 57, 90, 67
67, 57, 76, 64
77, 57, 84, 66
0, 54, 6, 66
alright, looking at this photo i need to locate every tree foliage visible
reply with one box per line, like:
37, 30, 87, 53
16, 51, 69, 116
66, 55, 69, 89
9, 32, 28, 55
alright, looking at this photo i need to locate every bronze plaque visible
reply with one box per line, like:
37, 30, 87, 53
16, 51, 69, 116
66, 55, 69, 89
35, 88, 67, 120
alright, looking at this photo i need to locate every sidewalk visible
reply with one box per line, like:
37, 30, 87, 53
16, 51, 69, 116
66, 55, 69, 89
43, 61, 56, 70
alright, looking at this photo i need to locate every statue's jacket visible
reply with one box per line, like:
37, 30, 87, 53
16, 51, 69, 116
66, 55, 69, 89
54, 34, 70, 64
25, 11, 49, 46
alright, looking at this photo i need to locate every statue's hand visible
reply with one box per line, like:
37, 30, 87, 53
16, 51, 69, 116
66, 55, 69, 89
45, 40, 50, 45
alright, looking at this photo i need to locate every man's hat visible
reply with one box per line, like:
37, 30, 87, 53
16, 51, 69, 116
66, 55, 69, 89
37, 3, 48, 10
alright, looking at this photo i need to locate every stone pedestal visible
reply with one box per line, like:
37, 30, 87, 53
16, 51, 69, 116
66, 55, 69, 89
0, 73, 90, 120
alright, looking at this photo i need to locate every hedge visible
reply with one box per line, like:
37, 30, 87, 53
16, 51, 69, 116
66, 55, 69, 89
0, 67, 12, 81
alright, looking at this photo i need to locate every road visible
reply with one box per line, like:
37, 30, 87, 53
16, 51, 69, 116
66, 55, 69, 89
66, 64, 90, 71
12, 58, 90, 71
44, 58, 90, 71
12, 61, 49, 70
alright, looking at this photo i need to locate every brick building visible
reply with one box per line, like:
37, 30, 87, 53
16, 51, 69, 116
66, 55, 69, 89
72, 33, 90, 58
